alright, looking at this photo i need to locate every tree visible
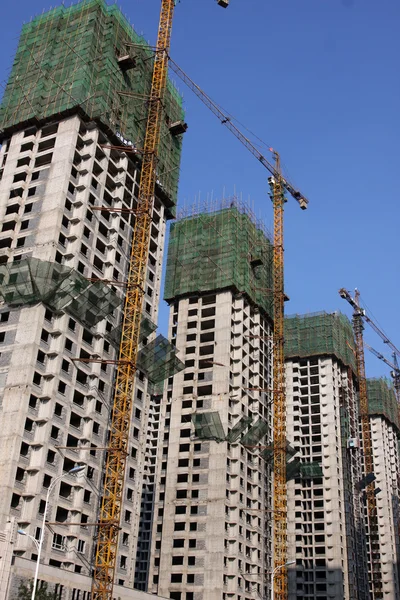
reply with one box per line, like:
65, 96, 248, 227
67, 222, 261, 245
16, 579, 56, 600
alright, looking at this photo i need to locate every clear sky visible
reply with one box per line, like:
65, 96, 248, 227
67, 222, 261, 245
1, 0, 399, 379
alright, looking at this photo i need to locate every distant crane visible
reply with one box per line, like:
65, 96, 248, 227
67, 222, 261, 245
365, 344, 400, 404
339, 289, 383, 598
169, 58, 309, 600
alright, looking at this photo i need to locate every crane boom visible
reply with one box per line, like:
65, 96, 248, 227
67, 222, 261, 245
167, 58, 309, 600
365, 343, 398, 373
91, 2, 176, 598
365, 344, 400, 410
168, 58, 308, 209
339, 289, 383, 599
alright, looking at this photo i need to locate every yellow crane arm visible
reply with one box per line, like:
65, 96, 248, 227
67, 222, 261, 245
91, 1, 176, 598
168, 57, 308, 209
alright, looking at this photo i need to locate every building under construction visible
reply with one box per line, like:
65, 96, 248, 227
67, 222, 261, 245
149, 201, 275, 600
366, 378, 400, 598
1, 1, 400, 600
284, 312, 370, 599
0, 0, 185, 597
284, 312, 400, 600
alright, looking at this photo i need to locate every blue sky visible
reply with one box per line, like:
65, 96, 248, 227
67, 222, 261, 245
1, 0, 399, 379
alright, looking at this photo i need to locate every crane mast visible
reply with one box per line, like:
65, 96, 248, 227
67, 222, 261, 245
269, 155, 288, 600
91, 1, 176, 597
339, 289, 383, 599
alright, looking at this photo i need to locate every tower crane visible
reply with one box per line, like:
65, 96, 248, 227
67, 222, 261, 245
365, 344, 400, 404
339, 289, 383, 599
91, 2, 228, 599
168, 58, 309, 600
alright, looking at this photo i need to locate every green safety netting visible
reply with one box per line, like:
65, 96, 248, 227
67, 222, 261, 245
286, 460, 323, 481
0, 0, 183, 210
165, 206, 273, 319
299, 462, 323, 478
261, 441, 297, 463
136, 334, 184, 385
367, 377, 399, 430
285, 311, 356, 372
240, 418, 269, 447
0, 257, 120, 327
191, 411, 226, 442
106, 315, 156, 348
226, 415, 253, 443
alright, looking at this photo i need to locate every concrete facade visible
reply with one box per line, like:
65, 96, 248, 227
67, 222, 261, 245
0, 113, 169, 594
285, 348, 369, 599
367, 411, 400, 598
148, 288, 273, 600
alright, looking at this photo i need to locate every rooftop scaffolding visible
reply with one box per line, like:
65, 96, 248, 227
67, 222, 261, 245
165, 199, 273, 319
285, 311, 357, 372
0, 0, 184, 210
367, 377, 399, 430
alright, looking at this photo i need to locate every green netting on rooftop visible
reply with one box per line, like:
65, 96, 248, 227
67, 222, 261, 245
367, 377, 399, 430
191, 411, 226, 442
285, 311, 356, 372
164, 205, 273, 319
136, 334, 184, 385
0, 257, 120, 328
0, 0, 183, 209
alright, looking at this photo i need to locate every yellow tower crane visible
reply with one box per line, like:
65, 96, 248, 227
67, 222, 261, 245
91, 2, 228, 599
167, 59, 309, 600
339, 289, 383, 599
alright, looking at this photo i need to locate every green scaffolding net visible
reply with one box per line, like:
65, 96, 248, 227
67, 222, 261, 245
0, 0, 183, 209
286, 460, 323, 481
226, 415, 253, 443
285, 311, 356, 372
164, 204, 273, 319
136, 334, 185, 385
240, 419, 269, 447
0, 257, 120, 328
367, 377, 399, 430
191, 411, 226, 443
260, 441, 297, 463
105, 315, 156, 349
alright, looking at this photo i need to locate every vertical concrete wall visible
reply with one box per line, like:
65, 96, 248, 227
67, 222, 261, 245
286, 356, 368, 599
369, 416, 400, 598
149, 291, 273, 600
0, 115, 168, 592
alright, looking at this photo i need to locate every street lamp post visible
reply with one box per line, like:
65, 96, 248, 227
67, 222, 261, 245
271, 560, 296, 600
30, 465, 85, 600
17, 529, 40, 553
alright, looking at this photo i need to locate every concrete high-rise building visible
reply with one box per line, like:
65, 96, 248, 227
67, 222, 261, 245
284, 312, 369, 600
148, 202, 275, 600
0, 0, 185, 597
366, 378, 400, 598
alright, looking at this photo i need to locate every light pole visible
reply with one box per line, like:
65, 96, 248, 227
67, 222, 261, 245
31, 465, 85, 600
271, 560, 295, 600
17, 529, 40, 553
